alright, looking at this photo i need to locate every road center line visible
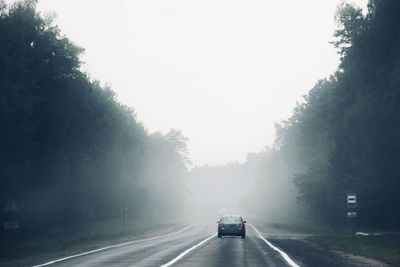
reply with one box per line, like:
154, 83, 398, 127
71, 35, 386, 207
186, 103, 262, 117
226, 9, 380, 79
249, 224, 300, 267
159, 233, 216, 267
32, 225, 194, 267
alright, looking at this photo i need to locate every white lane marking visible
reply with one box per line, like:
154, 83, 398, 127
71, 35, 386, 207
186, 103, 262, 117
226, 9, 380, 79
249, 224, 300, 267
160, 233, 216, 267
32, 225, 194, 267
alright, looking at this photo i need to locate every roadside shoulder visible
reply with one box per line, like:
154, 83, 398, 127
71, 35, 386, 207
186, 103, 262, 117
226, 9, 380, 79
253, 223, 398, 267
0, 223, 188, 267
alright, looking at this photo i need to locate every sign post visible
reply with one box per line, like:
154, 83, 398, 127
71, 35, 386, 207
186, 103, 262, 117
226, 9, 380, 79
2, 199, 20, 232
346, 192, 357, 231
122, 204, 128, 234
347, 193, 357, 208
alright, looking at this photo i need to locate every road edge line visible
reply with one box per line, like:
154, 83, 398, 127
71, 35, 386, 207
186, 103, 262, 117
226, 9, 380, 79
32, 224, 194, 267
159, 233, 216, 267
249, 224, 300, 267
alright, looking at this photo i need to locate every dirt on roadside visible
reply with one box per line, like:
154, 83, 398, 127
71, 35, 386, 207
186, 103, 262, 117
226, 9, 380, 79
270, 238, 395, 267
256, 224, 396, 267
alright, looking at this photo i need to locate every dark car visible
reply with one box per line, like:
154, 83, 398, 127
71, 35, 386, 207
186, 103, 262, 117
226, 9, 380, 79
217, 215, 246, 238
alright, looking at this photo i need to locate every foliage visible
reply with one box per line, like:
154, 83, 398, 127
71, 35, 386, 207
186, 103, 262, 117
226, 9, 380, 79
0, 0, 188, 233
269, 0, 400, 229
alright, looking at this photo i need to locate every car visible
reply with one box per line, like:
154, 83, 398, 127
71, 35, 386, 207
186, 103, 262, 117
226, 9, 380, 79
217, 215, 246, 238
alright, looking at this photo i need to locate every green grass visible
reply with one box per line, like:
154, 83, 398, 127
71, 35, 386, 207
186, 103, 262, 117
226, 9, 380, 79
307, 234, 400, 266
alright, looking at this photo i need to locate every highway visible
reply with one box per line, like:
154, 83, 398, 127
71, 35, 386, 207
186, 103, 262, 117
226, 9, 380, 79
33, 224, 298, 267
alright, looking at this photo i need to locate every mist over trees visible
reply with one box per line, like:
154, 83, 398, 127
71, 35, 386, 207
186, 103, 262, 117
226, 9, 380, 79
192, 0, 400, 231
185, 163, 254, 220
244, 0, 400, 229
1, 0, 399, 239
0, 0, 188, 234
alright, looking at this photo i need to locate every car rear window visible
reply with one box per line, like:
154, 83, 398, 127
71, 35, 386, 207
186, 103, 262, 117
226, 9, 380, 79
221, 216, 242, 223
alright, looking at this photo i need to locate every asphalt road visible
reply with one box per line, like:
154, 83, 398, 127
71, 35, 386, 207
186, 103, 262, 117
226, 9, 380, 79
34, 224, 297, 267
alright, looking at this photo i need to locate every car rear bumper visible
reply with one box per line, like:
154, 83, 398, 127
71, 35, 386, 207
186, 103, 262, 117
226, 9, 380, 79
218, 229, 245, 236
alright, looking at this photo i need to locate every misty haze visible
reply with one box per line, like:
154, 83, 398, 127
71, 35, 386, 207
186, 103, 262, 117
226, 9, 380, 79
0, 0, 399, 267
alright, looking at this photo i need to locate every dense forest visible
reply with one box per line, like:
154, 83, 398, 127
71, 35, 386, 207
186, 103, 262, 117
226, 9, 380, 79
0, 0, 188, 235
2, 0, 399, 238
242, 0, 400, 230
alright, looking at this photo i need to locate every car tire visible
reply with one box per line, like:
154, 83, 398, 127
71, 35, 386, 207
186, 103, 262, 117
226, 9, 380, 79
241, 234, 245, 238
218, 234, 222, 238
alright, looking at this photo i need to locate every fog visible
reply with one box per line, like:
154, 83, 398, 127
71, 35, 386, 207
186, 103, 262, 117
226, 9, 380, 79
2, 3, 400, 265
184, 149, 304, 225
185, 164, 254, 221
35, 0, 368, 166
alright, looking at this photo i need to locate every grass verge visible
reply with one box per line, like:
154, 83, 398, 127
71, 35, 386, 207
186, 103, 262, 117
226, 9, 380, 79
307, 234, 400, 266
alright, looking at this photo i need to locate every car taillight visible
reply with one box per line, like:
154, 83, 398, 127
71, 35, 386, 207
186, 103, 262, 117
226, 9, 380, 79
239, 223, 244, 228
219, 223, 224, 228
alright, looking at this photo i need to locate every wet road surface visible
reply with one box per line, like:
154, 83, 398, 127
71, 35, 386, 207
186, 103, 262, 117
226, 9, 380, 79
34, 224, 297, 267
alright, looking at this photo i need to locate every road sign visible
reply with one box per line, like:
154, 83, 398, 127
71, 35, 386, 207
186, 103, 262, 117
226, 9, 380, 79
347, 211, 357, 218
347, 193, 357, 208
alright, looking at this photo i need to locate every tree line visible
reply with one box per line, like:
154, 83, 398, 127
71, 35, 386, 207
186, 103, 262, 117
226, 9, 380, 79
0, 0, 188, 234
245, 0, 400, 230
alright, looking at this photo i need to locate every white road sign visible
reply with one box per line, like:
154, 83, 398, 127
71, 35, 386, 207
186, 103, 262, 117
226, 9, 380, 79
347, 193, 357, 208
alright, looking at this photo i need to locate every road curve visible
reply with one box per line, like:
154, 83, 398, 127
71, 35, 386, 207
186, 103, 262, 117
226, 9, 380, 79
34, 223, 298, 267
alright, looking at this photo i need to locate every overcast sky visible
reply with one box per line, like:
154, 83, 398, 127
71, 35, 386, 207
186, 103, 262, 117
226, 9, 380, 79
35, 0, 368, 166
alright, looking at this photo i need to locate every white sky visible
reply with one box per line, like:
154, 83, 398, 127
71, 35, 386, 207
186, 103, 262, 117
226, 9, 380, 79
34, 0, 368, 166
